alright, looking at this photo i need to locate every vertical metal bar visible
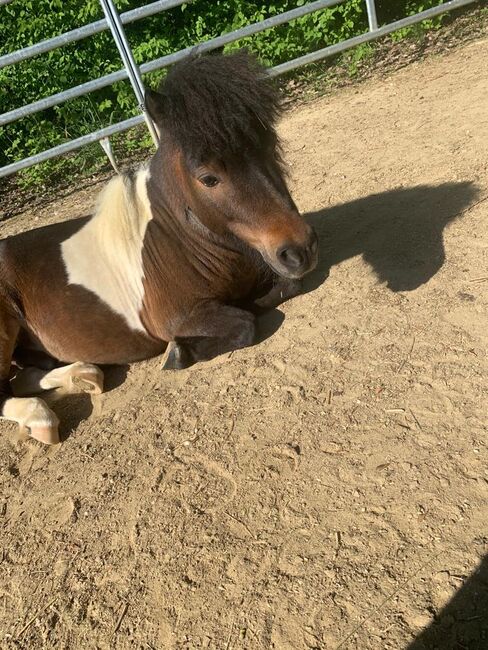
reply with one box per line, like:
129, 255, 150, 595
98, 0, 159, 146
365, 0, 378, 31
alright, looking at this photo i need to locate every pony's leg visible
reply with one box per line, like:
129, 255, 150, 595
11, 362, 104, 397
163, 302, 255, 370
0, 306, 59, 445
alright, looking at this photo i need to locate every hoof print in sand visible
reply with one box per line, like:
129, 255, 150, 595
163, 452, 237, 514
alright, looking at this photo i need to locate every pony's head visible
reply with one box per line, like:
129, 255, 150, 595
146, 51, 317, 279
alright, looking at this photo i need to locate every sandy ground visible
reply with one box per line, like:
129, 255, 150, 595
1, 36, 487, 650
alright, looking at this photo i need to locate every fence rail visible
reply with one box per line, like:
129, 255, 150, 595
0, 0, 478, 180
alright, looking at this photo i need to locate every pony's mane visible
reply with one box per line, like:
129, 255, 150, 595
158, 50, 283, 163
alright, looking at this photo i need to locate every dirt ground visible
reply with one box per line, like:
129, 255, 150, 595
1, 35, 487, 650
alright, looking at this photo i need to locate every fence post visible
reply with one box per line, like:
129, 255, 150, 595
98, 0, 159, 150
365, 0, 378, 31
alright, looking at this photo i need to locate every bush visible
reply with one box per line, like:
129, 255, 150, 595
0, 0, 450, 187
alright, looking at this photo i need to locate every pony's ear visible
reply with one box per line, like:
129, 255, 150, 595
145, 88, 165, 124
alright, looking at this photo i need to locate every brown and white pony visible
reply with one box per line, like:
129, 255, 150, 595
0, 51, 317, 444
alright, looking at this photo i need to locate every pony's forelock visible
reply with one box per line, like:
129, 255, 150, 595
157, 51, 284, 165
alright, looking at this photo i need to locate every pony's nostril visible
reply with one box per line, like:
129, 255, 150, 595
277, 245, 305, 269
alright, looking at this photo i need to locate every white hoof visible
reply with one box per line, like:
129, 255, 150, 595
67, 362, 104, 395
3, 397, 60, 445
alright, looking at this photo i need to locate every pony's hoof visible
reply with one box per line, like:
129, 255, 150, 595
69, 363, 104, 394
21, 399, 60, 445
27, 422, 60, 445
162, 342, 185, 370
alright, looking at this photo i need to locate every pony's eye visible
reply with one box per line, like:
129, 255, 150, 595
199, 174, 219, 188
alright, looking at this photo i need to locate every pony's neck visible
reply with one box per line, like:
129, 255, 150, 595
146, 149, 191, 234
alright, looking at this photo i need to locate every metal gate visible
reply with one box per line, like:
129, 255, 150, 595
0, 0, 478, 179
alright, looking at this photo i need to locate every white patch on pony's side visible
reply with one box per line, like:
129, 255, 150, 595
61, 167, 153, 332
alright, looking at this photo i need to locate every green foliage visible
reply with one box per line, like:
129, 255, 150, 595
0, 0, 458, 187
377, 0, 449, 41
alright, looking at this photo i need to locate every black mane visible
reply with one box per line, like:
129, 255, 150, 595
157, 50, 283, 163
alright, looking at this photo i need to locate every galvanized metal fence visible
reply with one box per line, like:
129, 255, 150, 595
0, 0, 478, 179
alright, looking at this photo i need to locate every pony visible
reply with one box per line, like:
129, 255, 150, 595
0, 51, 317, 444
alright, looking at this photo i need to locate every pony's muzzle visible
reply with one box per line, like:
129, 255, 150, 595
273, 229, 318, 279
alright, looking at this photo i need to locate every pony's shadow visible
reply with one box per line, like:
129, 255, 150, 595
255, 308, 285, 344
48, 393, 94, 441
256, 181, 478, 343
46, 364, 129, 441
407, 553, 488, 649
303, 181, 479, 294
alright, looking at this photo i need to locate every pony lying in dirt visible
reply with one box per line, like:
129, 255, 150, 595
0, 51, 318, 444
